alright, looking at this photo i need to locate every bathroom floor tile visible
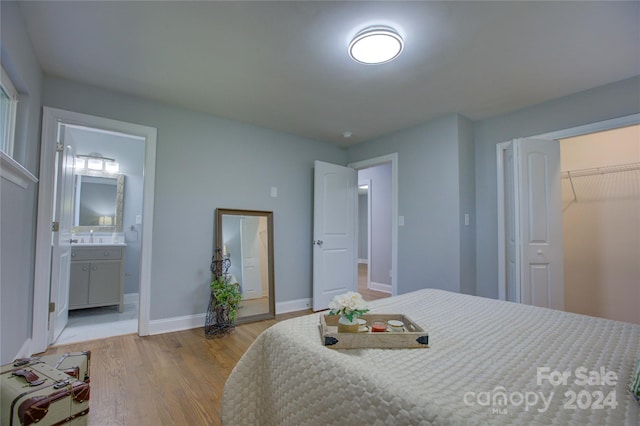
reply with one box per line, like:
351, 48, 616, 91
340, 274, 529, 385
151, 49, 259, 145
54, 302, 138, 346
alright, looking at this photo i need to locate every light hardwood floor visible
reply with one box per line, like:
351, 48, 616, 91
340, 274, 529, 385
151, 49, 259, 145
42, 310, 310, 425
41, 271, 384, 425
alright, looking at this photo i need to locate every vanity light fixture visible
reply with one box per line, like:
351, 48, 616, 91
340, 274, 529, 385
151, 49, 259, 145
349, 26, 404, 64
104, 161, 120, 173
87, 157, 103, 170
75, 154, 120, 173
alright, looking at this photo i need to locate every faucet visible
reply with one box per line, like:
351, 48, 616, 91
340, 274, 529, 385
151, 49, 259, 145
89, 229, 94, 243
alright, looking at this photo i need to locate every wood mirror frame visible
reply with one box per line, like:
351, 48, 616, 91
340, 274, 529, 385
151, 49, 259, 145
216, 208, 275, 324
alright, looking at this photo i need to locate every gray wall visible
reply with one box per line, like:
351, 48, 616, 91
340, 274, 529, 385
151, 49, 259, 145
348, 114, 471, 295
42, 76, 346, 321
474, 76, 640, 299
358, 163, 392, 286
0, 1, 44, 363
457, 116, 476, 295
66, 127, 145, 294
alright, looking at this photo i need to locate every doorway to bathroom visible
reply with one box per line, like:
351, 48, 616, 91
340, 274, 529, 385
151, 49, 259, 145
56, 124, 145, 344
33, 108, 157, 353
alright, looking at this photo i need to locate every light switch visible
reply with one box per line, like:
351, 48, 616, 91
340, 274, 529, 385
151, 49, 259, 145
398, 216, 405, 226
136, 215, 142, 224
464, 213, 470, 226
270, 187, 278, 197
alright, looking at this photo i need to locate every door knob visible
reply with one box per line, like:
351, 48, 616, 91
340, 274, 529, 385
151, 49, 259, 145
314, 240, 324, 246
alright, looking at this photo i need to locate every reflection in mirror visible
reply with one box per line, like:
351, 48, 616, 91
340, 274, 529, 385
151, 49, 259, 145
217, 208, 275, 324
73, 171, 125, 232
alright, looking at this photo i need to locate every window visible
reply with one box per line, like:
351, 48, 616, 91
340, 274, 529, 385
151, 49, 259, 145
1, 66, 18, 156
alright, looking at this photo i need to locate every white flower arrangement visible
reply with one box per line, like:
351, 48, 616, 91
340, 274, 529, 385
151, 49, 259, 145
328, 291, 369, 322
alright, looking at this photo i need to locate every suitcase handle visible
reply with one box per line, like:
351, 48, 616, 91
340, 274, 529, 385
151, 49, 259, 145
12, 369, 45, 386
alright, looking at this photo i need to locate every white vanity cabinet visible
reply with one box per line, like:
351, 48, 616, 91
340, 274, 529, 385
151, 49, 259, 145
69, 244, 125, 312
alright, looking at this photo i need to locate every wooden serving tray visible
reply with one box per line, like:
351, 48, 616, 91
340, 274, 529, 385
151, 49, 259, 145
319, 314, 429, 349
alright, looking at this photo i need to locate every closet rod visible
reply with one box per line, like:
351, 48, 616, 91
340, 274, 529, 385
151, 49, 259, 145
561, 162, 640, 179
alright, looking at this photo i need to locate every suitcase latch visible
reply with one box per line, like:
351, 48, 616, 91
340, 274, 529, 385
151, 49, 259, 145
53, 379, 71, 389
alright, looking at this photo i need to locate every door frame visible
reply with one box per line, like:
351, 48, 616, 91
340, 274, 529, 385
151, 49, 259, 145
32, 107, 157, 353
496, 113, 640, 302
358, 178, 373, 289
348, 153, 398, 296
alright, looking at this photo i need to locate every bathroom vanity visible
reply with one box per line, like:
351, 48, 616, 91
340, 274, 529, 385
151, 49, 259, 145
69, 243, 126, 312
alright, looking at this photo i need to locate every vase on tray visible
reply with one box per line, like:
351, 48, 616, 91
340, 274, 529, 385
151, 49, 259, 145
337, 314, 360, 333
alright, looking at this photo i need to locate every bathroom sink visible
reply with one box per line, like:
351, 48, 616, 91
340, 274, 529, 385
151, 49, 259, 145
72, 241, 126, 246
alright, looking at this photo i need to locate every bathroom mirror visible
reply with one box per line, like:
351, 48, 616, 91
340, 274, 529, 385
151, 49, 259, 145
73, 170, 125, 233
216, 208, 275, 324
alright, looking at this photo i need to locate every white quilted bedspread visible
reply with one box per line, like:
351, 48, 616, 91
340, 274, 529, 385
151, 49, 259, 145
222, 289, 640, 425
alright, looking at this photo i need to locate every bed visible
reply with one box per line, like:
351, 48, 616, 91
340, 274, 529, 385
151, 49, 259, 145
221, 289, 640, 425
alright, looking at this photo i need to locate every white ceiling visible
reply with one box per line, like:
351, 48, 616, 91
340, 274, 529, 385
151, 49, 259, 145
17, 1, 640, 147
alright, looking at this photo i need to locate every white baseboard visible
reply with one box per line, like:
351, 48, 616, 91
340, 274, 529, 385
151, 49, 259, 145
14, 338, 33, 360
276, 298, 311, 314
369, 281, 392, 294
148, 313, 206, 336
147, 297, 312, 336
124, 293, 139, 305
358, 259, 368, 264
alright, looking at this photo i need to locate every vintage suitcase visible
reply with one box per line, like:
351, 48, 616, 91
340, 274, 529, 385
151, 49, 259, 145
38, 352, 91, 383
11, 351, 90, 383
0, 361, 90, 425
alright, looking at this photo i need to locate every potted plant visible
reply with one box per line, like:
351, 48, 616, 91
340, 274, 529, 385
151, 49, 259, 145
210, 275, 242, 323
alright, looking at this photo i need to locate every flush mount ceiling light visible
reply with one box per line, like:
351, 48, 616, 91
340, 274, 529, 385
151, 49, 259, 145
349, 26, 404, 64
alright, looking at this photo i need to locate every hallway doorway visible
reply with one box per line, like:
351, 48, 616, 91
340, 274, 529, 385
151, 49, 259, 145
355, 161, 393, 301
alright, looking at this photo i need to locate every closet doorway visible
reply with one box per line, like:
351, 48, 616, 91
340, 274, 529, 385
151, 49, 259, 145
497, 115, 639, 324
559, 125, 639, 324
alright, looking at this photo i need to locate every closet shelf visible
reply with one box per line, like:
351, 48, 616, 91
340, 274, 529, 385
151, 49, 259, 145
561, 162, 640, 179
561, 161, 640, 204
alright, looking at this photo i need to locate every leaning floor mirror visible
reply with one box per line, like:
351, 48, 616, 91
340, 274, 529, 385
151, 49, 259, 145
216, 208, 275, 324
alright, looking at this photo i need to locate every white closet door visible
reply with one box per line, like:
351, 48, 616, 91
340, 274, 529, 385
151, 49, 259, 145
516, 138, 564, 310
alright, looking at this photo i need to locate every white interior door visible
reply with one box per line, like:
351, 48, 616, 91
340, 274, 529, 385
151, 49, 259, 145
49, 127, 75, 343
312, 161, 357, 311
516, 138, 564, 310
240, 216, 262, 300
